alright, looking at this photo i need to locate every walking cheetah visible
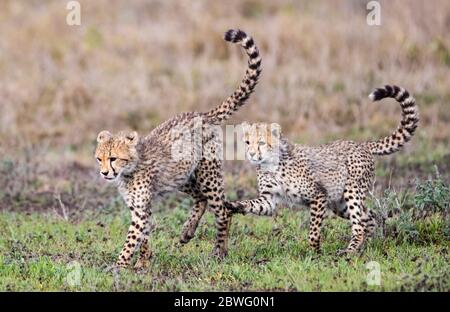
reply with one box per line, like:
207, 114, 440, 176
225, 85, 419, 254
95, 29, 262, 269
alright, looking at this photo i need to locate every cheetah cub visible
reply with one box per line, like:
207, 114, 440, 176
226, 85, 419, 254
95, 29, 262, 269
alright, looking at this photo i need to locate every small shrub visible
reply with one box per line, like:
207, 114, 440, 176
414, 175, 449, 217
369, 172, 449, 244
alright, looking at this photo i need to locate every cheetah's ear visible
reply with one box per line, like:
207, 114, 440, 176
125, 131, 139, 146
270, 123, 281, 138
97, 130, 112, 143
240, 122, 251, 135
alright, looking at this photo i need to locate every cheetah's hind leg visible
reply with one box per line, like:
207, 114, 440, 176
178, 181, 208, 244
179, 200, 207, 244
336, 184, 366, 256
179, 159, 231, 259
196, 159, 230, 259
308, 192, 328, 254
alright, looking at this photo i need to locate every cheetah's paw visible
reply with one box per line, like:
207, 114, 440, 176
211, 246, 228, 260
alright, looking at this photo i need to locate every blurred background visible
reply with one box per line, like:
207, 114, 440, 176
0, 0, 448, 217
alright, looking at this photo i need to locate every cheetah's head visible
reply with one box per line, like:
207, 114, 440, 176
241, 122, 281, 166
95, 130, 140, 181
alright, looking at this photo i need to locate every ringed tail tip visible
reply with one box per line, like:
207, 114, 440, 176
224, 29, 247, 43
368, 88, 387, 102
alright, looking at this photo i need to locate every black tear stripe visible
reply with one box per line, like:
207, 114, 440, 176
110, 160, 117, 176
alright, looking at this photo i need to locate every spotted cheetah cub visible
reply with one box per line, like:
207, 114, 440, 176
95, 29, 262, 269
226, 85, 419, 254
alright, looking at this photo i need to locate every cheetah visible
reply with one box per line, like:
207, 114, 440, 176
225, 85, 419, 254
95, 29, 262, 269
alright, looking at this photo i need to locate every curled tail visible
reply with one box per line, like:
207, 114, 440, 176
204, 29, 262, 125
365, 85, 419, 155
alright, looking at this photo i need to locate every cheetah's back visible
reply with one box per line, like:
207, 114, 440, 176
296, 140, 374, 202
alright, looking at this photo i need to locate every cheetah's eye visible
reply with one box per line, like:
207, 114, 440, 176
109, 157, 117, 162
96, 158, 101, 162
245, 140, 250, 145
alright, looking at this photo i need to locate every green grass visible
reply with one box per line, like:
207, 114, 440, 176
1, 202, 448, 291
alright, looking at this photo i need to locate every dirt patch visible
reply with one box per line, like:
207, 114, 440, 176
0, 160, 117, 219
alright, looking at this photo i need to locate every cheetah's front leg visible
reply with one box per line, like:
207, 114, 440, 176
225, 195, 276, 216
134, 218, 153, 270
226, 176, 278, 216
116, 208, 150, 268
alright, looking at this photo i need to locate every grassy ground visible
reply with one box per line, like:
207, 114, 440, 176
0, 0, 449, 291
1, 178, 448, 291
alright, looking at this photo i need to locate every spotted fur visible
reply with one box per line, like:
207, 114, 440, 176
95, 29, 262, 269
224, 85, 418, 255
